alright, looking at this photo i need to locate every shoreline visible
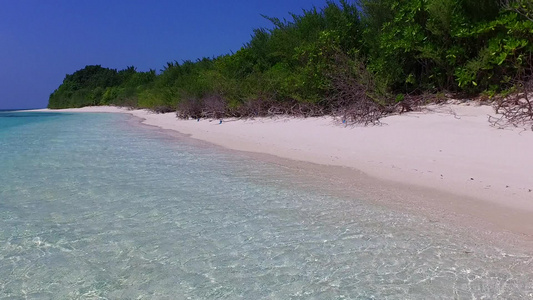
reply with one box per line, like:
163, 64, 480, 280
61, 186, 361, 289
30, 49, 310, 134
29, 105, 533, 240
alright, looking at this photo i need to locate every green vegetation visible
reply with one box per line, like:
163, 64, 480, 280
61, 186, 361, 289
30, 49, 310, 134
48, 0, 533, 123
48, 65, 156, 109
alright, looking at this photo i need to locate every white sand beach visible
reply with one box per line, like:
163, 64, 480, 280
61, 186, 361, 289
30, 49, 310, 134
34, 105, 533, 237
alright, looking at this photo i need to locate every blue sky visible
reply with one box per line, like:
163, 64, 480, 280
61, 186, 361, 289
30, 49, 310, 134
0, 0, 331, 109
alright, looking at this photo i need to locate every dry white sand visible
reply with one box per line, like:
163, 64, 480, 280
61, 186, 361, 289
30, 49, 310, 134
32, 105, 533, 236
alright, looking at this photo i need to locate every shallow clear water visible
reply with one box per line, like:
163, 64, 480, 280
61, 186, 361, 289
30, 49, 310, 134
0, 111, 532, 299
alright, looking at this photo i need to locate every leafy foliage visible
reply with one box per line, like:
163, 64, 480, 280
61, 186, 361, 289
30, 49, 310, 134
49, 0, 533, 123
48, 65, 156, 109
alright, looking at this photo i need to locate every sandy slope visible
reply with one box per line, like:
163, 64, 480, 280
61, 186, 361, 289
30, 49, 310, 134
32, 105, 533, 235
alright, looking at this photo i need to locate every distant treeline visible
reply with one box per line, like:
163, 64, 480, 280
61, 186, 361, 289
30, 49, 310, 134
49, 0, 533, 123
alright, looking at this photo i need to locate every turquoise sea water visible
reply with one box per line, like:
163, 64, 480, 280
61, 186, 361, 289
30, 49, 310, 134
1, 111, 532, 299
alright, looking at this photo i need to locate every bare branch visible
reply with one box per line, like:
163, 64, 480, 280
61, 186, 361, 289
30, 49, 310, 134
500, 0, 533, 21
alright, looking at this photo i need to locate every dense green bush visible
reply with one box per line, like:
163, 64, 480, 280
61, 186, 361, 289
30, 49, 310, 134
48, 65, 156, 109
49, 0, 533, 123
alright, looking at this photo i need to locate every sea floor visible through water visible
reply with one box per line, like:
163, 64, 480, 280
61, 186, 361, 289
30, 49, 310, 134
0, 111, 532, 299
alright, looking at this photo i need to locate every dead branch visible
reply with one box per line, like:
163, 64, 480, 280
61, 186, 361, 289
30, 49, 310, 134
490, 79, 533, 129
490, 52, 533, 129
176, 97, 203, 119
201, 95, 226, 119
325, 52, 388, 125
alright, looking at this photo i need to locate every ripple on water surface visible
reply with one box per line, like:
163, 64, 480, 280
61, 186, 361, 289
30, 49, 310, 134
0, 112, 532, 299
